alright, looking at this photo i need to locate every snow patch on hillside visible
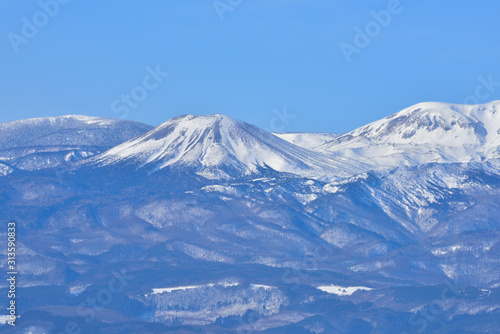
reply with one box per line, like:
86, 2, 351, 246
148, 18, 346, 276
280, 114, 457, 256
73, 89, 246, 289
317, 284, 373, 296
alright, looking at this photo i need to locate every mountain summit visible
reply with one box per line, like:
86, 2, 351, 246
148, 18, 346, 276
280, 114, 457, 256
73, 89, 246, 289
0, 115, 153, 173
0, 115, 153, 149
1, 104, 499, 332
91, 114, 361, 180
319, 101, 500, 168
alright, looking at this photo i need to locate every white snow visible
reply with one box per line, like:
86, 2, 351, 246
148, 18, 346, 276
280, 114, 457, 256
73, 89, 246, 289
69, 284, 90, 296
0, 163, 13, 176
0, 315, 12, 325
316, 284, 373, 296
250, 284, 275, 290
148, 281, 240, 296
293, 193, 318, 204
323, 184, 343, 193
272, 132, 341, 150
316, 101, 500, 170
0, 114, 152, 172
151, 285, 205, 294
441, 264, 458, 280
201, 185, 238, 196
92, 114, 363, 181
148, 281, 277, 296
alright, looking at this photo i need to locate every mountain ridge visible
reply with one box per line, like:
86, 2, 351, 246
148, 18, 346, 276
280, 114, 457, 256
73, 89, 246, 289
317, 101, 500, 169
0, 115, 153, 173
3, 101, 500, 178
0, 102, 499, 332
88, 113, 363, 180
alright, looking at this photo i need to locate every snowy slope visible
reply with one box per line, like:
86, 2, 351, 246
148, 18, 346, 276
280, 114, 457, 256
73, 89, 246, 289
272, 132, 341, 150
318, 101, 500, 169
0, 115, 153, 149
0, 161, 12, 176
91, 114, 362, 180
0, 115, 153, 171
1, 106, 500, 332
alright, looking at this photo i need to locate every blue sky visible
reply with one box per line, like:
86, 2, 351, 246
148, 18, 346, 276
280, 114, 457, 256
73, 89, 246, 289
1, 0, 499, 133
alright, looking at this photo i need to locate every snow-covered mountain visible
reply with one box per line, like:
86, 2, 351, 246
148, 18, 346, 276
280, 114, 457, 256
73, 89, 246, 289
272, 132, 341, 150
0, 115, 153, 172
319, 101, 500, 169
0, 115, 153, 148
90, 114, 362, 180
1, 104, 499, 333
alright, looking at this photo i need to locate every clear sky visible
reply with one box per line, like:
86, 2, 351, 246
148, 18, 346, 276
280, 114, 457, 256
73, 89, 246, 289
1, 0, 499, 133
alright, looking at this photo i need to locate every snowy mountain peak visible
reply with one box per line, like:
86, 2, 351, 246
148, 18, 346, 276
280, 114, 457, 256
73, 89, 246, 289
0, 115, 153, 149
272, 132, 342, 150
92, 114, 362, 180
0, 115, 154, 173
319, 101, 500, 168
147, 113, 243, 141
351, 101, 499, 145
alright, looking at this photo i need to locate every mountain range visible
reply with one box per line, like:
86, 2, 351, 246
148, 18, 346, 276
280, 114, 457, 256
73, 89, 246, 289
0, 101, 499, 333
